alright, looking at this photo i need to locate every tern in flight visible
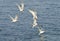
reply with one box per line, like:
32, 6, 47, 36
28, 9, 38, 20
32, 19, 38, 28
9, 15, 18, 22
38, 27, 45, 35
16, 3, 24, 12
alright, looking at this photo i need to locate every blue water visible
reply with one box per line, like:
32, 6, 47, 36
0, 0, 60, 41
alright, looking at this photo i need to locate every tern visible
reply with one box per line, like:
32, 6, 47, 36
28, 9, 38, 20
38, 27, 45, 35
16, 3, 24, 12
9, 15, 18, 22
32, 19, 37, 28
32, 22, 37, 28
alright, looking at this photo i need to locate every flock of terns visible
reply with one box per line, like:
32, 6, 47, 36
9, 2, 45, 35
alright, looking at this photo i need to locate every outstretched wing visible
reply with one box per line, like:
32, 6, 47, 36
21, 3, 24, 9
29, 9, 37, 18
9, 15, 14, 20
16, 3, 21, 11
16, 3, 24, 11
15, 15, 18, 20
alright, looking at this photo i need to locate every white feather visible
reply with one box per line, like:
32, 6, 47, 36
29, 9, 38, 19
9, 15, 18, 22
16, 3, 24, 12
38, 28, 45, 35
32, 19, 37, 28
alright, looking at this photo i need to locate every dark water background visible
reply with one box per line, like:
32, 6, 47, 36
0, 0, 60, 41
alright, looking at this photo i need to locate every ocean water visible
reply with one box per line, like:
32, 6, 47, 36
0, 0, 60, 41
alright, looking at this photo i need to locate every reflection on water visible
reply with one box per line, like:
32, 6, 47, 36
39, 34, 45, 41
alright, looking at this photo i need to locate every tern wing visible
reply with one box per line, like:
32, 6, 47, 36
16, 3, 22, 11
29, 9, 37, 17
9, 15, 14, 20
15, 15, 18, 20
21, 3, 24, 8
20, 3, 24, 11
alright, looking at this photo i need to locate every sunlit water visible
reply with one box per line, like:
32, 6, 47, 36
0, 0, 60, 41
